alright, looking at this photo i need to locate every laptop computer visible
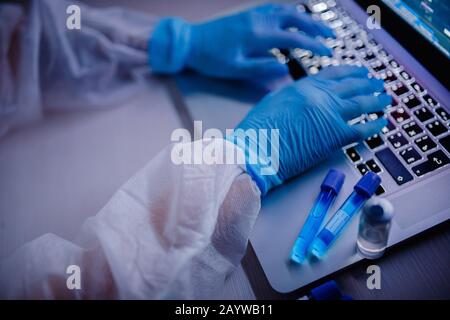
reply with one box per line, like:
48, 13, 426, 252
173, 0, 450, 293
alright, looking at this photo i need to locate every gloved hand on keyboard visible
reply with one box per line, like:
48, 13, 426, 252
149, 3, 334, 78
228, 65, 391, 195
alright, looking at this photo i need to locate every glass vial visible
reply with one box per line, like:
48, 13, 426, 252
357, 197, 394, 259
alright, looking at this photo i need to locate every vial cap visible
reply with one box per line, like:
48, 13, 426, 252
321, 169, 345, 194
354, 172, 381, 198
363, 197, 394, 222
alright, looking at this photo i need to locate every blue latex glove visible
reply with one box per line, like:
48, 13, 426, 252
228, 66, 391, 195
149, 3, 334, 78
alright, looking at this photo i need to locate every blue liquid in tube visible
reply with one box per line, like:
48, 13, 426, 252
290, 169, 345, 264
310, 172, 381, 259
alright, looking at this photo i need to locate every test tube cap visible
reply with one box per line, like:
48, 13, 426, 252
354, 172, 381, 198
310, 280, 342, 300
321, 169, 345, 194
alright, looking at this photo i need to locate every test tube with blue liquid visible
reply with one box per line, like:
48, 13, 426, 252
290, 169, 345, 264
310, 172, 381, 259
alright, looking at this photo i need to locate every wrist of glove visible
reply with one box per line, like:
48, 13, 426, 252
148, 17, 192, 73
226, 130, 283, 195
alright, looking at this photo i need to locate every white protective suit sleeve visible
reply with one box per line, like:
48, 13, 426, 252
0, 139, 261, 299
0, 0, 158, 137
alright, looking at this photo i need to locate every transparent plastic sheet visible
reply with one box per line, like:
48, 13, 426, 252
0, 0, 158, 137
0, 139, 261, 299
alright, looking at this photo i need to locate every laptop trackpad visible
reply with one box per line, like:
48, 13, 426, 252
390, 171, 450, 229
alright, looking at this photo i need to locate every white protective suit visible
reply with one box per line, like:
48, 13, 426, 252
0, 0, 262, 299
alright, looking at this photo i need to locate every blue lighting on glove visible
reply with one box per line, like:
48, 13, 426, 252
149, 4, 335, 79
230, 65, 390, 195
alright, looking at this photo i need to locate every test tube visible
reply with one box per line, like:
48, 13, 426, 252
310, 172, 381, 259
290, 169, 345, 264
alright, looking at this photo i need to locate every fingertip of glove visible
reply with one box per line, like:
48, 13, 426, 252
370, 78, 385, 91
379, 93, 392, 106
322, 26, 336, 39
377, 116, 388, 128
321, 46, 333, 57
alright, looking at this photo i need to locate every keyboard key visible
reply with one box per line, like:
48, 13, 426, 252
320, 10, 336, 21
402, 94, 421, 109
414, 106, 433, 123
402, 121, 423, 137
410, 82, 425, 94
378, 49, 388, 58
363, 51, 376, 61
400, 146, 421, 164
371, 60, 386, 72
382, 118, 396, 134
349, 116, 365, 126
375, 185, 386, 195
333, 21, 346, 30
422, 94, 439, 108
366, 159, 382, 173
400, 70, 412, 81
367, 111, 385, 121
426, 150, 449, 167
379, 70, 397, 84
412, 150, 450, 177
388, 132, 408, 149
376, 148, 414, 185
347, 32, 357, 40
335, 24, 346, 32
414, 135, 437, 153
357, 163, 370, 175
426, 120, 448, 137
412, 161, 434, 177
311, 2, 328, 13
365, 134, 384, 149
354, 40, 365, 50
439, 135, 450, 154
391, 107, 410, 124
388, 59, 399, 69
368, 39, 378, 47
308, 65, 321, 74
436, 107, 449, 122
391, 82, 409, 97
345, 147, 361, 162
327, 39, 342, 50
341, 52, 356, 62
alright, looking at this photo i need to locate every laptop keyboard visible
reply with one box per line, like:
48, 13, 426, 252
284, 0, 450, 195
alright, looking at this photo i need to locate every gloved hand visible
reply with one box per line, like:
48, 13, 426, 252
228, 66, 391, 195
148, 3, 334, 78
